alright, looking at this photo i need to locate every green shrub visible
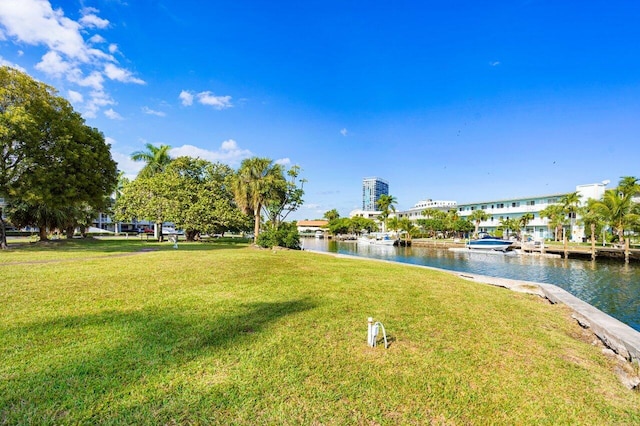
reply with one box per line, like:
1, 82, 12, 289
256, 222, 300, 249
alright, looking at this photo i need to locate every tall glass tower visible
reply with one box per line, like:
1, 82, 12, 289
362, 177, 389, 211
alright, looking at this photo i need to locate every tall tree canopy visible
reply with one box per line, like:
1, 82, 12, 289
0, 66, 117, 247
115, 157, 250, 241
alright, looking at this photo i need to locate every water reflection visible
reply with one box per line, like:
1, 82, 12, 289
302, 238, 640, 332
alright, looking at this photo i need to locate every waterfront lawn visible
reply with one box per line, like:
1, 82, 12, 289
1, 240, 639, 424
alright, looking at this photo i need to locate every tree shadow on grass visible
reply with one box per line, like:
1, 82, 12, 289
0, 298, 316, 423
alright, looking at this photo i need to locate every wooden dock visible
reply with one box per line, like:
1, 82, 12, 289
519, 243, 640, 262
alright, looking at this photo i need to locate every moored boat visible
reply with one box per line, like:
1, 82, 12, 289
357, 233, 397, 246
466, 235, 513, 251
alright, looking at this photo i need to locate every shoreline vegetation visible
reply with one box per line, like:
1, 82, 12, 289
1, 238, 639, 424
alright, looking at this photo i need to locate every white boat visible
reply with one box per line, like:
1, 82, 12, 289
357, 233, 397, 246
466, 235, 513, 251
314, 230, 324, 239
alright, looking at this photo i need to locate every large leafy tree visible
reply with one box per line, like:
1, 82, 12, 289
114, 173, 174, 242
115, 157, 249, 241
327, 217, 351, 235
162, 157, 250, 240
0, 66, 117, 246
232, 157, 286, 239
131, 143, 173, 178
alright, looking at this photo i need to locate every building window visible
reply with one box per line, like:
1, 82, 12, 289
497, 203, 504, 209
527, 200, 535, 206
481, 205, 487, 209
511, 202, 519, 208
471, 206, 475, 211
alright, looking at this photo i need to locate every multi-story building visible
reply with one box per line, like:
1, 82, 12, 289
396, 199, 457, 221
362, 177, 389, 211
455, 183, 607, 241
393, 183, 608, 241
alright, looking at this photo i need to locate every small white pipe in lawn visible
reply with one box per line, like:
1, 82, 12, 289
367, 317, 388, 348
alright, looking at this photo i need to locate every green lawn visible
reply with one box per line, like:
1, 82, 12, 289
1, 239, 638, 424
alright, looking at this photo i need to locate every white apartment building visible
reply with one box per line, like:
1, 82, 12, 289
456, 183, 607, 241
393, 183, 608, 241
396, 199, 457, 221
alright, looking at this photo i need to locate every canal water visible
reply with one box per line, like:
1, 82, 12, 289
302, 238, 640, 332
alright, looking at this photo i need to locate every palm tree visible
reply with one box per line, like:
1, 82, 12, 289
323, 209, 340, 221
232, 157, 285, 240
560, 191, 582, 241
540, 204, 566, 241
387, 216, 401, 235
579, 198, 605, 254
468, 209, 489, 238
519, 213, 534, 240
591, 186, 639, 246
399, 217, 417, 243
444, 208, 459, 238
618, 176, 640, 198
376, 194, 397, 232
131, 143, 173, 178
498, 217, 519, 239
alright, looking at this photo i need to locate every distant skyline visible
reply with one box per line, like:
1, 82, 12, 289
1, 1, 639, 220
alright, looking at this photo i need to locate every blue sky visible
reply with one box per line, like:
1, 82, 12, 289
1, 1, 640, 220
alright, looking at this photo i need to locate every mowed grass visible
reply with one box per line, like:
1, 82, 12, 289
1, 239, 639, 424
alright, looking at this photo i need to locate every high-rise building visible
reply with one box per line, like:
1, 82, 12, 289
362, 177, 389, 211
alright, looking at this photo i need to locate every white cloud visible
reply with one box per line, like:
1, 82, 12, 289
0, 0, 145, 118
490, 61, 500, 67
105, 136, 116, 146
104, 63, 145, 84
180, 89, 233, 109
67, 89, 83, 103
0, 0, 89, 61
104, 108, 123, 120
275, 158, 291, 166
79, 13, 109, 29
197, 91, 232, 109
111, 150, 143, 179
340, 128, 348, 136
34, 50, 72, 77
179, 90, 194, 106
170, 139, 253, 166
142, 106, 166, 117
88, 34, 106, 44
75, 70, 104, 90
